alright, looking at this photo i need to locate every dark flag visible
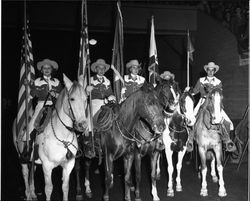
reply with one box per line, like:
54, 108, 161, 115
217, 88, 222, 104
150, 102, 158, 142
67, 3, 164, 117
17, 19, 35, 139
148, 16, 158, 87
111, 1, 124, 103
78, 0, 90, 87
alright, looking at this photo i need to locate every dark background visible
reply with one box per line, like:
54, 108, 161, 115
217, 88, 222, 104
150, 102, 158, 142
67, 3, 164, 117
1, 0, 248, 200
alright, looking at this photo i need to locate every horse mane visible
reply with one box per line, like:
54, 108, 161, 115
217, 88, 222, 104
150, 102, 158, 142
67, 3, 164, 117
55, 81, 78, 111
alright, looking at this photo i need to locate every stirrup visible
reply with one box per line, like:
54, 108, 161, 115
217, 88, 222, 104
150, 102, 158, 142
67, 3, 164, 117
186, 141, 194, 152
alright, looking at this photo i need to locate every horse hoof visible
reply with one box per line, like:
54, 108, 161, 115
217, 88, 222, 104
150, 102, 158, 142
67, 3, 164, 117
103, 195, 109, 201
218, 190, 227, 197
86, 191, 92, 198
135, 198, 142, 201
167, 189, 174, 197
200, 189, 208, 196
76, 194, 83, 201
176, 185, 182, 192
153, 196, 160, 201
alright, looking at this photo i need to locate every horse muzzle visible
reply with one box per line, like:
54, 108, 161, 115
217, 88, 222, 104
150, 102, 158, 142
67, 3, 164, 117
74, 121, 88, 133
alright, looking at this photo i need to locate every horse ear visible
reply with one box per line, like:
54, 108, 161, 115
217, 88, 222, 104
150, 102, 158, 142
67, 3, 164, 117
63, 73, 73, 91
78, 75, 85, 88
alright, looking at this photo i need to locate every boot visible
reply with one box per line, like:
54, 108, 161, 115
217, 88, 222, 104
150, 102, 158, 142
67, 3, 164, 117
186, 129, 194, 152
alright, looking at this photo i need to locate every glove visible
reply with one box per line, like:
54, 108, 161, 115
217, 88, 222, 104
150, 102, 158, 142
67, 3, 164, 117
108, 95, 116, 102
184, 86, 190, 92
86, 86, 93, 93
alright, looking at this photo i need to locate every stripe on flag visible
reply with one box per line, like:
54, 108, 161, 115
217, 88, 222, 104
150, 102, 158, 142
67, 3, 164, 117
17, 19, 35, 139
148, 16, 158, 86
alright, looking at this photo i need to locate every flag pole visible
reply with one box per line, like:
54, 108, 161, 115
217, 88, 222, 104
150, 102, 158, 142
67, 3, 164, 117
187, 29, 190, 87
24, 0, 30, 148
84, 0, 95, 155
152, 16, 156, 87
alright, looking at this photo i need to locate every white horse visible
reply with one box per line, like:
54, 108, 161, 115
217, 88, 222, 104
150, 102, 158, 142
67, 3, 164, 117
162, 91, 195, 197
35, 74, 88, 200
194, 86, 227, 197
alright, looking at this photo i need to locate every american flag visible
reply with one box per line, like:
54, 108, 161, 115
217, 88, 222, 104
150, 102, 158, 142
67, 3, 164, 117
17, 19, 35, 140
148, 16, 159, 87
111, 1, 124, 103
78, 0, 90, 84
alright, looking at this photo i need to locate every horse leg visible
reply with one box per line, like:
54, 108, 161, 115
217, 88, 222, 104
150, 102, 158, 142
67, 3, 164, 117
103, 148, 113, 201
210, 154, 218, 183
75, 158, 83, 200
176, 149, 186, 192
156, 154, 161, 180
84, 158, 92, 198
198, 147, 208, 196
62, 159, 75, 201
21, 164, 33, 200
42, 162, 54, 201
134, 150, 142, 201
214, 146, 227, 197
124, 153, 134, 201
165, 147, 174, 197
29, 163, 37, 199
150, 151, 160, 201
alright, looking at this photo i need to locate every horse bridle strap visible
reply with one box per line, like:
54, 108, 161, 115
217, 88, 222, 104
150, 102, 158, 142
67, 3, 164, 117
50, 116, 78, 153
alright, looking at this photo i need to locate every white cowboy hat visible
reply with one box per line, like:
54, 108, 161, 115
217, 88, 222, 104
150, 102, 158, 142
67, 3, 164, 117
91, 59, 110, 73
204, 62, 220, 73
160, 71, 175, 80
37, 59, 58, 71
126, 59, 141, 69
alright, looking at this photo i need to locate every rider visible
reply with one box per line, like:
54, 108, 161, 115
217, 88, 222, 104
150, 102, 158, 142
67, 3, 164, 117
85, 59, 116, 157
22, 58, 62, 160
120, 59, 145, 102
185, 61, 236, 152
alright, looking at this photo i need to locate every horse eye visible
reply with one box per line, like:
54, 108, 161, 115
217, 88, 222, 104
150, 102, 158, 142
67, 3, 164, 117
70, 98, 75, 101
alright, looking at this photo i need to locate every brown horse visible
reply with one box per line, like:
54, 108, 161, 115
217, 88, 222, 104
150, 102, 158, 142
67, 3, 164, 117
194, 86, 227, 197
99, 82, 165, 201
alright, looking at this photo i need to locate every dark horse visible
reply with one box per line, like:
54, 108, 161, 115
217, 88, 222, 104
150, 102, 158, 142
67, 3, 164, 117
194, 86, 227, 197
98, 82, 166, 201
123, 78, 186, 201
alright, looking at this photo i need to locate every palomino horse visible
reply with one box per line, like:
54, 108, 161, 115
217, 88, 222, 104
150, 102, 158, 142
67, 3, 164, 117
194, 86, 227, 197
35, 74, 88, 200
124, 78, 185, 201
99, 82, 166, 201
163, 91, 196, 197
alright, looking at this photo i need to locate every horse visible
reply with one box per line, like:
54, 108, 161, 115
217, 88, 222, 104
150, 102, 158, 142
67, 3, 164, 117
162, 91, 196, 197
194, 86, 227, 197
123, 78, 192, 201
99, 82, 166, 201
34, 74, 88, 200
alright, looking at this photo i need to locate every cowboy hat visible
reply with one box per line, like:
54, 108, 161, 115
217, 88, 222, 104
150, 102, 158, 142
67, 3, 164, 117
91, 59, 110, 73
204, 62, 220, 73
160, 71, 175, 80
37, 59, 58, 71
126, 59, 141, 69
